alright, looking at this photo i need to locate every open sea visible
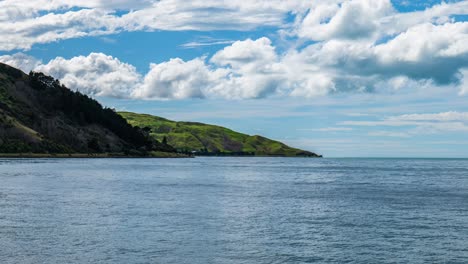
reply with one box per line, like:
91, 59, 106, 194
0, 157, 467, 263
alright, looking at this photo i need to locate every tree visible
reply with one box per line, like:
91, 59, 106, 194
87, 138, 101, 153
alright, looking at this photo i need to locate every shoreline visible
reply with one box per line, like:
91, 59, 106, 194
0, 152, 191, 159
0, 153, 322, 158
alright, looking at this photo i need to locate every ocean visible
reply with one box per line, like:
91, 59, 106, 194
1, 157, 467, 263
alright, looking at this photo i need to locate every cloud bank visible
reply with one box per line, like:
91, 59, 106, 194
0, 0, 467, 99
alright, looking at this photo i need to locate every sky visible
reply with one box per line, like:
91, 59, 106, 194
0, 0, 467, 157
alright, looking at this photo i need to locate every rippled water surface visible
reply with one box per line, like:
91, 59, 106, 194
1, 157, 468, 263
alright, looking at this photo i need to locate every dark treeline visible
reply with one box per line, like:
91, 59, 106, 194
0, 71, 175, 154
174, 147, 255, 156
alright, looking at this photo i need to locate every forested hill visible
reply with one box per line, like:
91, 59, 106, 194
0, 63, 174, 155
119, 112, 322, 157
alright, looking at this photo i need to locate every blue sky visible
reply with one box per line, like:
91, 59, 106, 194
0, 0, 467, 157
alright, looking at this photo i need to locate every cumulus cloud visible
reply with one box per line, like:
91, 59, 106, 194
35, 53, 142, 98
287, 1, 468, 95
0, 53, 42, 73
0, 0, 311, 51
6, 0, 463, 51
374, 22, 468, 84
0, 46, 288, 100
209, 37, 290, 99
282, 21, 468, 95
296, 0, 468, 41
134, 38, 289, 100
133, 58, 221, 100
0, 0, 466, 53
382, 1, 468, 36
0, 0, 467, 99
297, 0, 394, 41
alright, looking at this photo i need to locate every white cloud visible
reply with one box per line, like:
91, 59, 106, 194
345, 113, 372, 117
16, 43, 286, 100
120, 0, 309, 31
35, 53, 141, 98
132, 38, 290, 100
209, 37, 289, 99
0, 53, 42, 73
368, 131, 410, 137
180, 40, 235, 49
0, 0, 466, 54
298, 0, 394, 41
299, 127, 353, 132
2, 26, 466, 100
458, 68, 468, 95
0, 0, 311, 51
2, 19, 468, 100
211, 38, 277, 68
342, 120, 419, 127
133, 58, 221, 100
0, 8, 120, 51
387, 111, 468, 122
296, 0, 468, 42
341, 111, 468, 137
286, 1, 468, 94
283, 21, 468, 95
0, 0, 467, 98
374, 22, 468, 84
382, 1, 468, 36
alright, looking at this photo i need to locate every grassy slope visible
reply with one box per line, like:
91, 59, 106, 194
0, 63, 179, 156
119, 112, 321, 157
0, 70, 44, 148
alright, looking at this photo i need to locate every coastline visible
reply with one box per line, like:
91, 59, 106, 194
0, 152, 191, 159
0, 152, 322, 159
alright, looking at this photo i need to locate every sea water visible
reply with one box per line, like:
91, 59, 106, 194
1, 157, 467, 263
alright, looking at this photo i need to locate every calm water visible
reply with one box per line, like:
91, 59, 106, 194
0, 158, 467, 263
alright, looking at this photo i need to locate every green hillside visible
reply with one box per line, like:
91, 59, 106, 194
0, 63, 176, 157
119, 112, 321, 157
